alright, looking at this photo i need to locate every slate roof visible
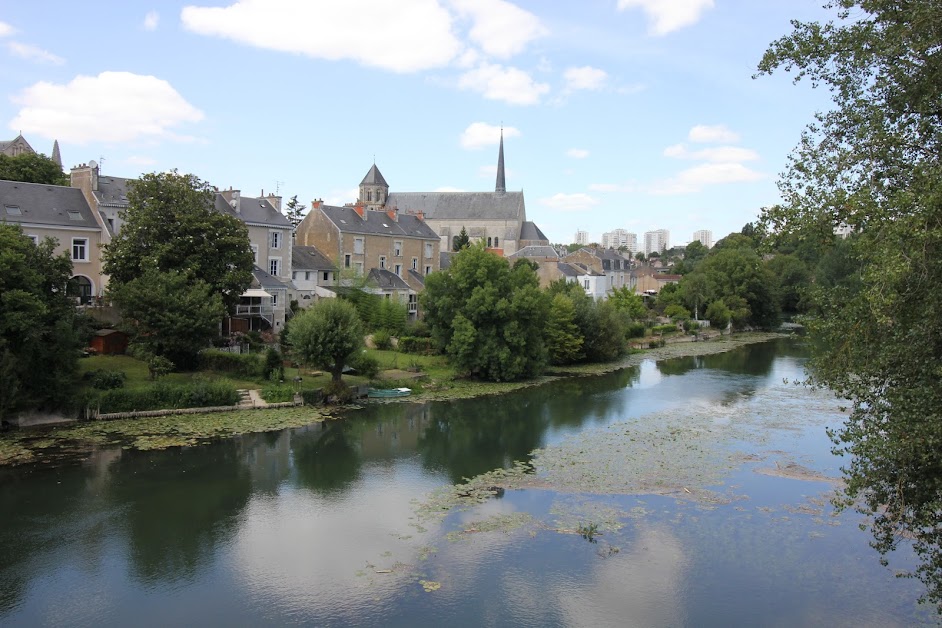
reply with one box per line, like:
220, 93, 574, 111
508, 245, 558, 259
561, 261, 603, 277
407, 268, 425, 287
368, 268, 411, 291
293, 245, 336, 271
216, 194, 292, 228
0, 180, 98, 229
557, 262, 582, 278
252, 265, 289, 291
439, 251, 453, 270
319, 204, 438, 239
360, 164, 388, 187
519, 221, 548, 242
95, 176, 132, 208
386, 191, 525, 221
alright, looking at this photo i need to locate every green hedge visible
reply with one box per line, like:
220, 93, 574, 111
260, 384, 295, 403
199, 349, 263, 378
398, 336, 435, 354
90, 379, 240, 413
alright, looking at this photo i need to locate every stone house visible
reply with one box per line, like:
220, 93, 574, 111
556, 262, 607, 300
291, 245, 337, 306
0, 179, 104, 303
563, 248, 633, 296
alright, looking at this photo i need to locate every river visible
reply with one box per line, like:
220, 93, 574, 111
0, 339, 931, 626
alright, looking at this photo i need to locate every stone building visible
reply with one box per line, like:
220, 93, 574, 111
1, 134, 61, 167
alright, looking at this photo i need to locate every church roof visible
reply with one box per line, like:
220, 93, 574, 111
318, 204, 439, 239
360, 164, 388, 187
0, 180, 98, 229
520, 221, 548, 242
495, 132, 506, 193
386, 191, 525, 221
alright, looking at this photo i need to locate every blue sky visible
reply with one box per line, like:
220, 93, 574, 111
0, 0, 835, 246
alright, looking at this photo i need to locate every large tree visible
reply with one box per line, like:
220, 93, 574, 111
0, 153, 68, 185
0, 225, 84, 421
757, 0, 942, 605
422, 244, 548, 381
284, 195, 306, 233
103, 171, 254, 366
287, 298, 364, 383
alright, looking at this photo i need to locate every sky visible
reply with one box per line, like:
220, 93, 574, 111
0, 0, 837, 246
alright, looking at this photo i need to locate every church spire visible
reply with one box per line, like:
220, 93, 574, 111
51, 140, 62, 168
495, 127, 506, 194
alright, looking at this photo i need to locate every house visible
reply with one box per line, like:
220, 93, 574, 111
563, 247, 633, 295
295, 201, 440, 318
216, 189, 293, 285
507, 245, 560, 288
363, 132, 550, 256
556, 262, 607, 300
0, 179, 104, 303
70, 161, 128, 245
227, 266, 290, 333
291, 245, 337, 306
631, 267, 682, 295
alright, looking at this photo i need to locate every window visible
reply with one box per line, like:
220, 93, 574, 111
251, 244, 259, 263
425, 265, 432, 275
494, 237, 498, 247
354, 237, 364, 254
394, 241, 402, 257
367, 190, 373, 202
584, 279, 590, 290
272, 292, 278, 306
412, 258, 418, 270
394, 264, 402, 276
424, 242, 433, 258
408, 294, 418, 313
322, 271, 330, 281
305, 271, 311, 280
269, 258, 281, 277
293, 271, 298, 280
487, 237, 492, 247
27, 234, 38, 245
354, 261, 364, 275
71, 238, 88, 261
67, 210, 83, 221
344, 254, 351, 268
270, 231, 281, 249
5, 205, 21, 216
379, 256, 386, 269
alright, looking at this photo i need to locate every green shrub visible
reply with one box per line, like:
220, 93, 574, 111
260, 384, 295, 403
406, 319, 431, 338
126, 343, 152, 361
147, 355, 174, 379
87, 369, 126, 390
624, 322, 646, 339
263, 347, 285, 381
398, 336, 435, 354
91, 379, 239, 413
372, 330, 393, 350
652, 324, 679, 335
199, 349, 263, 377
350, 351, 380, 379
300, 388, 324, 406
323, 380, 353, 403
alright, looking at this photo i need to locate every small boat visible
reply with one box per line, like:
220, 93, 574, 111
367, 387, 412, 398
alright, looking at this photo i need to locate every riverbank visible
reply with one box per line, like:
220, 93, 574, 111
0, 332, 789, 467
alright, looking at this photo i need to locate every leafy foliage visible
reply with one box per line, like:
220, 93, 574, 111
0, 225, 83, 421
0, 152, 68, 185
757, 0, 942, 605
452, 226, 470, 251
545, 294, 584, 365
422, 244, 548, 381
284, 195, 306, 232
287, 298, 364, 382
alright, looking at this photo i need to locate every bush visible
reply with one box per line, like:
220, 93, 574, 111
624, 322, 646, 339
199, 349, 263, 378
263, 347, 284, 381
648, 339, 666, 349
398, 336, 435, 354
372, 330, 393, 350
350, 351, 380, 379
652, 324, 679, 335
126, 343, 152, 361
300, 388, 324, 406
91, 379, 239, 413
406, 319, 431, 338
147, 355, 174, 379
323, 379, 353, 404
87, 369, 126, 390
260, 384, 295, 403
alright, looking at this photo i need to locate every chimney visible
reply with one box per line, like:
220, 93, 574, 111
353, 203, 365, 219
386, 208, 398, 222
220, 188, 241, 213
312, 198, 323, 210
267, 192, 282, 212
416, 210, 424, 222
69, 161, 99, 194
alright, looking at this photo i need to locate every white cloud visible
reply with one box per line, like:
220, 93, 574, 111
144, 11, 160, 31
567, 148, 589, 159
7, 42, 64, 65
617, 0, 714, 36
126, 155, 157, 166
0, 21, 14, 37
540, 192, 600, 212
450, 0, 546, 58
688, 124, 738, 144
10, 71, 204, 144
563, 66, 607, 91
460, 122, 520, 149
664, 144, 758, 162
323, 187, 359, 207
182, 0, 462, 73
458, 63, 549, 105
651, 163, 764, 195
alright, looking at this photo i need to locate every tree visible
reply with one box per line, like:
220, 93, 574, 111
103, 171, 254, 312
757, 0, 942, 604
109, 269, 225, 368
608, 286, 647, 320
422, 244, 548, 381
545, 294, 584, 365
634, 252, 646, 262
704, 300, 731, 330
0, 225, 83, 421
452, 226, 470, 251
287, 298, 364, 383
0, 153, 68, 185
284, 195, 306, 233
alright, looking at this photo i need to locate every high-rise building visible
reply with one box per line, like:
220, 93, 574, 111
643, 229, 669, 256
601, 228, 637, 253
574, 229, 589, 246
692, 229, 713, 248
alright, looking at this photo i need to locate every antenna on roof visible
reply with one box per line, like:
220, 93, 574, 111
98, 156, 105, 173
275, 180, 283, 195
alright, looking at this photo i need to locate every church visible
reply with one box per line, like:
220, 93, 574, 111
356, 133, 549, 256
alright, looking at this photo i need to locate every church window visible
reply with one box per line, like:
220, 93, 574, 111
367, 190, 373, 202
494, 237, 498, 247
487, 237, 492, 247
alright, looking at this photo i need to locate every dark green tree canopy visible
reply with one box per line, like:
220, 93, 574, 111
103, 171, 254, 311
452, 226, 470, 251
758, 0, 942, 605
0, 153, 68, 185
287, 298, 364, 383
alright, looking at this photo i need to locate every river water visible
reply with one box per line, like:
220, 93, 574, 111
0, 339, 931, 626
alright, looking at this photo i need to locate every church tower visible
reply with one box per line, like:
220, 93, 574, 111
359, 163, 389, 210
495, 129, 506, 194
